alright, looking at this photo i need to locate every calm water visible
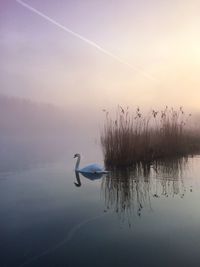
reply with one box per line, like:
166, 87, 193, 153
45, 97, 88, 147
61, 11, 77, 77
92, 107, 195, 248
1, 147, 200, 267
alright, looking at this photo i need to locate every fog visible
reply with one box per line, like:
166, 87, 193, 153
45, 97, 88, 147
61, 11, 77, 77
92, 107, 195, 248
0, 93, 200, 173
0, 94, 103, 173
1, 0, 200, 172
1, 0, 200, 111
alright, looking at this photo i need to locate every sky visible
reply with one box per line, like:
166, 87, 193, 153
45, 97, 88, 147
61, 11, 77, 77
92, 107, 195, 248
1, 0, 200, 112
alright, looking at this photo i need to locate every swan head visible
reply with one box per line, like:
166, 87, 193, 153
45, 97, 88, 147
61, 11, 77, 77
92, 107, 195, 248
74, 153, 80, 158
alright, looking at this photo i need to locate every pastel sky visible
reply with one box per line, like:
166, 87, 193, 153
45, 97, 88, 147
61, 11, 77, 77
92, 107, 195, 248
1, 0, 200, 111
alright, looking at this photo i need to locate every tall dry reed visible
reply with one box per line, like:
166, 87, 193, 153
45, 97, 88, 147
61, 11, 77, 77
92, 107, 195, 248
101, 106, 200, 167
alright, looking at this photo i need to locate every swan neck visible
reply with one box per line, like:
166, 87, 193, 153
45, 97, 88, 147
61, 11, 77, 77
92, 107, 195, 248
75, 156, 81, 170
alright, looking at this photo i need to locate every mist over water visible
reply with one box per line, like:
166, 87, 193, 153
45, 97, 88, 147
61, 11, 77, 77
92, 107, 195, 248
1, 94, 200, 174
0, 94, 104, 173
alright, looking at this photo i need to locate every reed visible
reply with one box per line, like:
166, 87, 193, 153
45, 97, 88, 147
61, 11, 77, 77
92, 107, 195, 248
101, 106, 200, 167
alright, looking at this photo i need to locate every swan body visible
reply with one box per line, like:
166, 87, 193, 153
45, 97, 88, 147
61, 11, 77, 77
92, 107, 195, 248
79, 163, 103, 173
74, 153, 108, 174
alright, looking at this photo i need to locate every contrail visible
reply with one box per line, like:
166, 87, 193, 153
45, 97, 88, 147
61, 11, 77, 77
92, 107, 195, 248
16, 0, 157, 82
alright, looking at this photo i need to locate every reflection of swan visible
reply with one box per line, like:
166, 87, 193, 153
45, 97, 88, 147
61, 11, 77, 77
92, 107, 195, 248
74, 170, 104, 187
74, 171, 82, 187
74, 153, 108, 174
80, 171, 104, 180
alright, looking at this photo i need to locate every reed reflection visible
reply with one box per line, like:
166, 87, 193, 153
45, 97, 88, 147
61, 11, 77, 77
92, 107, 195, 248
101, 158, 189, 222
153, 158, 188, 198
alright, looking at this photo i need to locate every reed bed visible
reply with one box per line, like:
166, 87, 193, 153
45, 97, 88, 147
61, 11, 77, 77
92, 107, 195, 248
101, 106, 200, 167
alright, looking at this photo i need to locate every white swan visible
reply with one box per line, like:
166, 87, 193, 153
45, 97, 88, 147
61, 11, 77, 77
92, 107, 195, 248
74, 153, 108, 174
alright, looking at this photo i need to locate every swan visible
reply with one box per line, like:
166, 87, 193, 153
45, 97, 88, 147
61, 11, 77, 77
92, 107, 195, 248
74, 153, 108, 174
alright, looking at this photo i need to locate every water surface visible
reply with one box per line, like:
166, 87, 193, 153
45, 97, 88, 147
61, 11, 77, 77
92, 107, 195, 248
1, 148, 200, 267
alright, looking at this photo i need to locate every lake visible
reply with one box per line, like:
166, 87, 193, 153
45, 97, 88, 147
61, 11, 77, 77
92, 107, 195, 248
1, 145, 200, 267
